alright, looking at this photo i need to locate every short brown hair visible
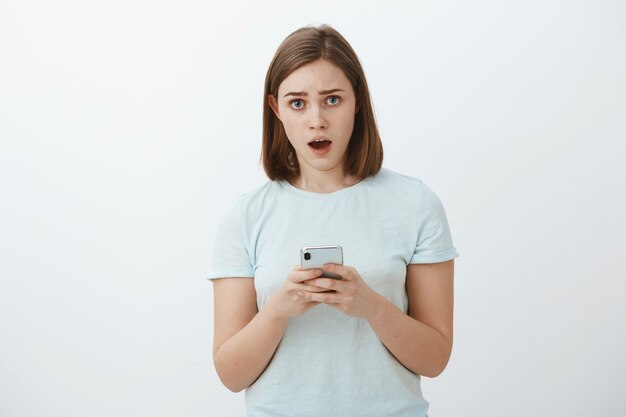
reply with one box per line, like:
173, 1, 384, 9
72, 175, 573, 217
261, 24, 383, 181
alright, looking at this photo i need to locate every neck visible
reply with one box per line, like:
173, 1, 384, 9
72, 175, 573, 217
292, 165, 358, 193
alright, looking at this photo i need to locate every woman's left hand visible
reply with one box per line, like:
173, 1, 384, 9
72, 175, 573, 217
299, 263, 379, 319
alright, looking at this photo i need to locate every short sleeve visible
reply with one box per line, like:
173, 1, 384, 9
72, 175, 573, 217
207, 197, 255, 281
410, 184, 460, 264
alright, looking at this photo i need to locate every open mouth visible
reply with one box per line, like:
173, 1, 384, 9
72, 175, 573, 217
308, 139, 332, 154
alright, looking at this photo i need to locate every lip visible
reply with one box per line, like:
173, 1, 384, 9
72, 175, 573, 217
309, 136, 331, 143
308, 136, 332, 156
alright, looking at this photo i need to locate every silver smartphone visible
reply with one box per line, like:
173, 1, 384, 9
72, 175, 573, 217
300, 245, 343, 279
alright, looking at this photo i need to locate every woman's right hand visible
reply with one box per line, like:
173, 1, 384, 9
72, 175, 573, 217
266, 265, 329, 321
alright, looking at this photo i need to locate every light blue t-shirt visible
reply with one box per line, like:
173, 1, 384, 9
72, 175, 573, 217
208, 167, 460, 417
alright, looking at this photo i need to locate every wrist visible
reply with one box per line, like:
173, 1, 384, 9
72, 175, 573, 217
364, 291, 388, 323
262, 298, 290, 325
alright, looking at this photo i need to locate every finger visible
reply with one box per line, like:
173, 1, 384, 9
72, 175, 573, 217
303, 277, 339, 291
300, 290, 339, 303
297, 282, 333, 293
290, 268, 323, 283
296, 268, 324, 282
322, 263, 350, 279
297, 292, 322, 305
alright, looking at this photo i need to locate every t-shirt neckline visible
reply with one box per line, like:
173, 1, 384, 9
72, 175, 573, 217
278, 174, 374, 200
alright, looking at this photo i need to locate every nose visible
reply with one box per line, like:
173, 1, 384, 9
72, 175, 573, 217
308, 105, 327, 130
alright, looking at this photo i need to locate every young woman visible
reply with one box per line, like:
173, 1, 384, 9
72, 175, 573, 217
208, 24, 460, 417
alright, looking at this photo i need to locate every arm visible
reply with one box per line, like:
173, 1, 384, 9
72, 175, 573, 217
299, 260, 454, 377
211, 267, 325, 392
365, 260, 454, 377
211, 277, 288, 393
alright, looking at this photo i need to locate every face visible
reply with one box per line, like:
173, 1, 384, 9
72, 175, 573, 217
268, 59, 357, 177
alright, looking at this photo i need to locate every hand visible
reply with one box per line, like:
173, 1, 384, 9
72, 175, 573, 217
299, 264, 379, 319
265, 265, 331, 321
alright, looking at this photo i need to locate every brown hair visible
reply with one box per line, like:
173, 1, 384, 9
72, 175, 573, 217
261, 24, 383, 181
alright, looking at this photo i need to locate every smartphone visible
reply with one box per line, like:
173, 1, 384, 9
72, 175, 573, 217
300, 245, 343, 279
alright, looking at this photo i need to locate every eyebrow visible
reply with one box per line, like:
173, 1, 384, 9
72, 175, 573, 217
283, 88, 345, 98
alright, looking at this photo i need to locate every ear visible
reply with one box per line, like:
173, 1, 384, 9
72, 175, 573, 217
268, 94, 281, 121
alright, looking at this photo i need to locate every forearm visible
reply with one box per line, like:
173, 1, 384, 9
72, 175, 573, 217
214, 303, 288, 392
366, 292, 452, 378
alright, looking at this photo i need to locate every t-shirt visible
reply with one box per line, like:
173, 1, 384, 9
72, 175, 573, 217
207, 167, 460, 417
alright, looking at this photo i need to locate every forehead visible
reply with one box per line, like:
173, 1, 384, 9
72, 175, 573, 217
278, 60, 352, 96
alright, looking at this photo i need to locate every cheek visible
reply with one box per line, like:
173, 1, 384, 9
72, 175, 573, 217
280, 110, 301, 127
284, 122, 302, 141
337, 109, 356, 133
278, 113, 295, 131
278, 115, 303, 144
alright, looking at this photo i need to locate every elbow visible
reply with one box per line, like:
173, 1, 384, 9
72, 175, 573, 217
422, 342, 452, 378
420, 359, 449, 378
215, 367, 247, 393
213, 353, 248, 393
224, 382, 245, 394
423, 362, 447, 378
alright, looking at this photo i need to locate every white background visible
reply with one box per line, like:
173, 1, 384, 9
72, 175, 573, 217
1, 1, 625, 416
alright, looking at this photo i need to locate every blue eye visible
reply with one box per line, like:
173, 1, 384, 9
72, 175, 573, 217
289, 96, 340, 110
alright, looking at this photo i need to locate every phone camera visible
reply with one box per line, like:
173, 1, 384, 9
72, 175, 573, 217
304, 252, 311, 260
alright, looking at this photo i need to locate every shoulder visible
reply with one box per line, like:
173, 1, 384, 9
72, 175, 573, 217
222, 180, 282, 217
374, 167, 424, 188
371, 167, 438, 202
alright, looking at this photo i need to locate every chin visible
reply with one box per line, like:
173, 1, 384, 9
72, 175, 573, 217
310, 161, 343, 172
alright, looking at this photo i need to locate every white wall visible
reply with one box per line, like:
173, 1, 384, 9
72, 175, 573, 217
1, 1, 624, 416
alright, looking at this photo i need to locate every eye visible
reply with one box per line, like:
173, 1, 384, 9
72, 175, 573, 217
290, 99, 304, 110
327, 96, 340, 105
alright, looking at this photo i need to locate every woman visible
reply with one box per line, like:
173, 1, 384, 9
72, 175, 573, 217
208, 23, 459, 417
